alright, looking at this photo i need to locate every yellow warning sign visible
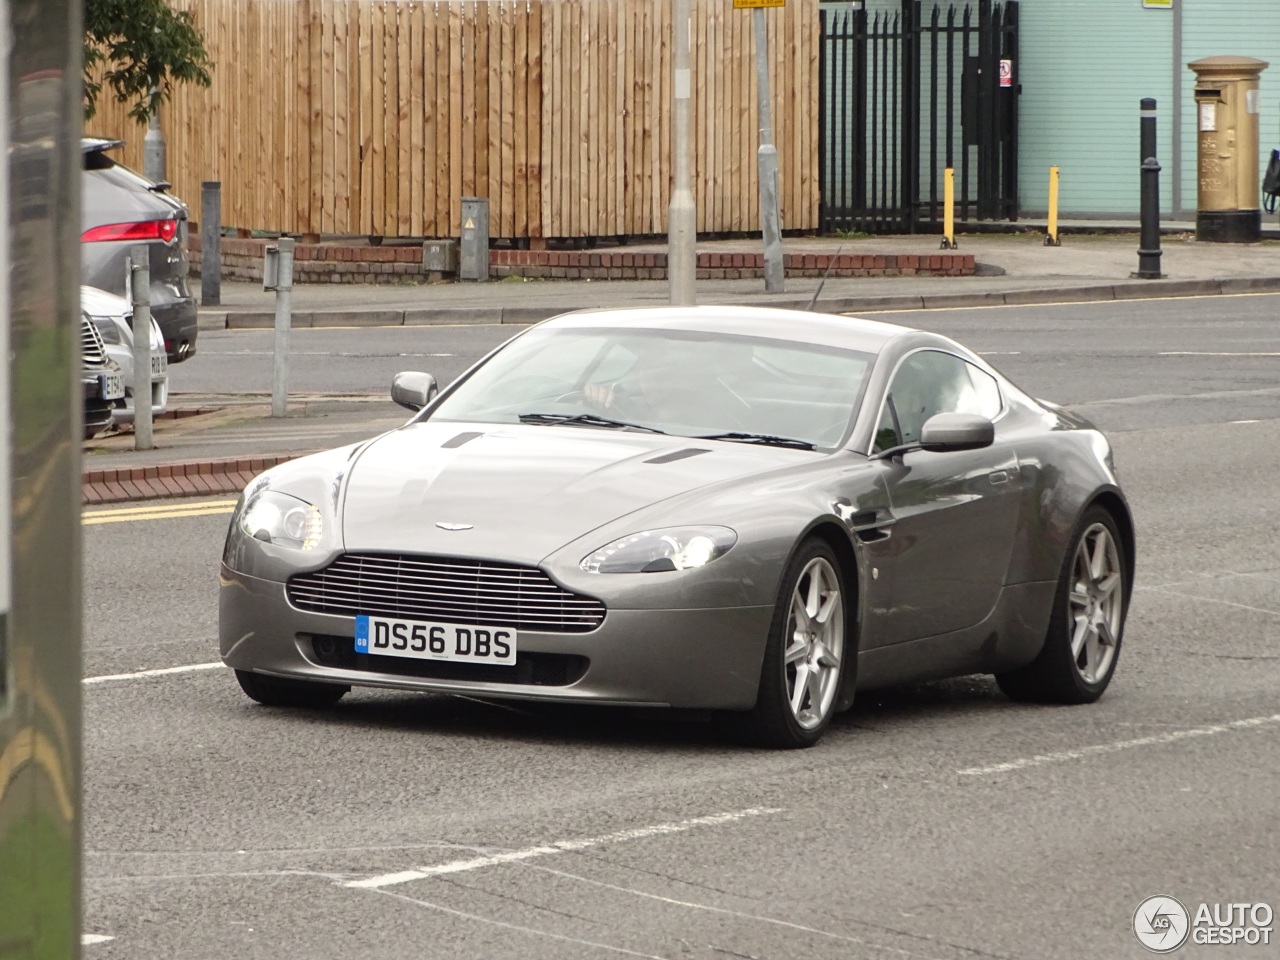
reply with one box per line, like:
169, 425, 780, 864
464, 217, 475, 229
733, 0, 784, 8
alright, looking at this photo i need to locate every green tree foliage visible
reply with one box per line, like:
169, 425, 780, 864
83, 0, 212, 123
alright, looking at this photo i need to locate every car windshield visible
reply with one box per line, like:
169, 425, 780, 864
429, 326, 874, 450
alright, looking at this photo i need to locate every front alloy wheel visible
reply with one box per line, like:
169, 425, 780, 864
742, 538, 848, 748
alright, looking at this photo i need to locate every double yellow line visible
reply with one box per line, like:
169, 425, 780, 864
82, 498, 237, 526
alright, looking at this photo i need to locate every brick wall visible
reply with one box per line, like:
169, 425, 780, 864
189, 236, 976, 285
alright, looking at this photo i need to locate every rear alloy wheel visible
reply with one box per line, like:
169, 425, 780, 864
235, 669, 349, 708
742, 538, 848, 748
997, 506, 1128, 704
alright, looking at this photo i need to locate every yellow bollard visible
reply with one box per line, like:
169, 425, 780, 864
1045, 166, 1061, 246
941, 168, 956, 249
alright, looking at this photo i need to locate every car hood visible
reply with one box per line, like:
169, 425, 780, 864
81, 285, 129, 318
340, 421, 811, 564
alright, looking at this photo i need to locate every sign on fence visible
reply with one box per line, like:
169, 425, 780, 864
733, 0, 785, 9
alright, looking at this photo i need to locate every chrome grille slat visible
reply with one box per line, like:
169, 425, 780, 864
307, 569, 573, 592
81, 316, 107, 367
287, 588, 599, 610
286, 553, 606, 633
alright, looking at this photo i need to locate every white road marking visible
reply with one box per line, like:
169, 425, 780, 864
526, 863, 949, 960
370, 887, 668, 959
1158, 351, 1280, 357
83, 662, 224, 685
1142, 586, 1280, 618
1232, 419, 1261, 424
958, 714, 1280, 776
82, 935, 115, 946
345, 807, 782, 889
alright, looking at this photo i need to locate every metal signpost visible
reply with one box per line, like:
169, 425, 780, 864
669, 0, 697, 305
130, 244, 154, 451
263, 237, 295, 417
201, 181, 222, 306
737, 0, 786, 292
143, 92, 166, 185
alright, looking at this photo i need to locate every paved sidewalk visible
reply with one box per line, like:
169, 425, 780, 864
85, 229, 1280, 503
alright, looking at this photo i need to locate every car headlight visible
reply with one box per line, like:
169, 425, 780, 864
240, 490, 323, 550
580, 526, 736, 573
89, 315, 123, 345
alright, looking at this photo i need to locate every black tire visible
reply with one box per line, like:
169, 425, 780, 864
739, 538, 851, 749
996, 506, 1129, 704
235, 669, 349, 708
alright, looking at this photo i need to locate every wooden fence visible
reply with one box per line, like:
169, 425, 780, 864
89, 0, 821, 240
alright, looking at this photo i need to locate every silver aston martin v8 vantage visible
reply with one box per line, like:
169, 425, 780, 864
220, 306, 1134, 748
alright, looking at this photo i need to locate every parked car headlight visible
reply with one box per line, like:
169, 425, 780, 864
240, 490, 323, 550
88, 314, 123, 345
581, 526, 736, 573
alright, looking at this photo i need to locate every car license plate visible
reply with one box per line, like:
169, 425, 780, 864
151, 353, 167, 377
354, 614, 516, 666
100, 371, 124, 400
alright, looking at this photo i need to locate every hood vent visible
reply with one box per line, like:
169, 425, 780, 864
645, 448, 711, 464
441, 431, 485, 449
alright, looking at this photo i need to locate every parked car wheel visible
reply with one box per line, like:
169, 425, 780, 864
235, 669, 349, 708
996, 506, 1129, 704
741, 538, 849, 749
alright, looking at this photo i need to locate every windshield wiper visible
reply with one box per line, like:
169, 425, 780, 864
518, 412, 666, 434
695, 431, 815, 450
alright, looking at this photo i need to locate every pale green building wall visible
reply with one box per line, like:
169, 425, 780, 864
1018, 0, 1175, 216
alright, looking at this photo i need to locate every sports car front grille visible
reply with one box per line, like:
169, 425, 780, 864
307, 634, 588, 687
286, 553, 606, 633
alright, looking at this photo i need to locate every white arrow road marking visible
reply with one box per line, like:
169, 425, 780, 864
345, 807, 783, 889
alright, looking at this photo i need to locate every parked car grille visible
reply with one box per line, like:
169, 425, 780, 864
81, 315, 107, 367
306, 634, 589, 687
287, 553, 606, 633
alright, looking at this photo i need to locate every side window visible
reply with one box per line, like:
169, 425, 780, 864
875, 351, 1002, 451
959, 362, 1002, 420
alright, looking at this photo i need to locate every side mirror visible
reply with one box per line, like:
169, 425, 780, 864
391, 371, 439, 412
919, 412, 994, 452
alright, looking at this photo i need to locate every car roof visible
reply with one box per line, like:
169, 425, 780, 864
541, 305, 916, 354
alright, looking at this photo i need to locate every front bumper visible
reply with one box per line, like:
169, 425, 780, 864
219, 564, 772, 709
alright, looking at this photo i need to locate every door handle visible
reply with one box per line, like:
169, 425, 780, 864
988, 470, 1010, 485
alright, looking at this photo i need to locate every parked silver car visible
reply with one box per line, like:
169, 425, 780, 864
81, 286, 168, 424
80, 138, 198, 362
220, 307, 1134, 749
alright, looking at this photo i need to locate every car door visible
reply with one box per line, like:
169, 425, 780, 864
867, 349, 1022, 646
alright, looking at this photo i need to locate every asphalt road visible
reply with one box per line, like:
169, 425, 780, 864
84, 293, 1280, 958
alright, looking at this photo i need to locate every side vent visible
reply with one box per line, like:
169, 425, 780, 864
645, 448, 712, 464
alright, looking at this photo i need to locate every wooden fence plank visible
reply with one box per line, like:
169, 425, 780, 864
398, 0, 414, 237
527, 0, 542, 239
513, 2, 527, 239
501, 1, 515, 239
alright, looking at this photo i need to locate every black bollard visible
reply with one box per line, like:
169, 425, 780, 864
1136, 99, 1163, 279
